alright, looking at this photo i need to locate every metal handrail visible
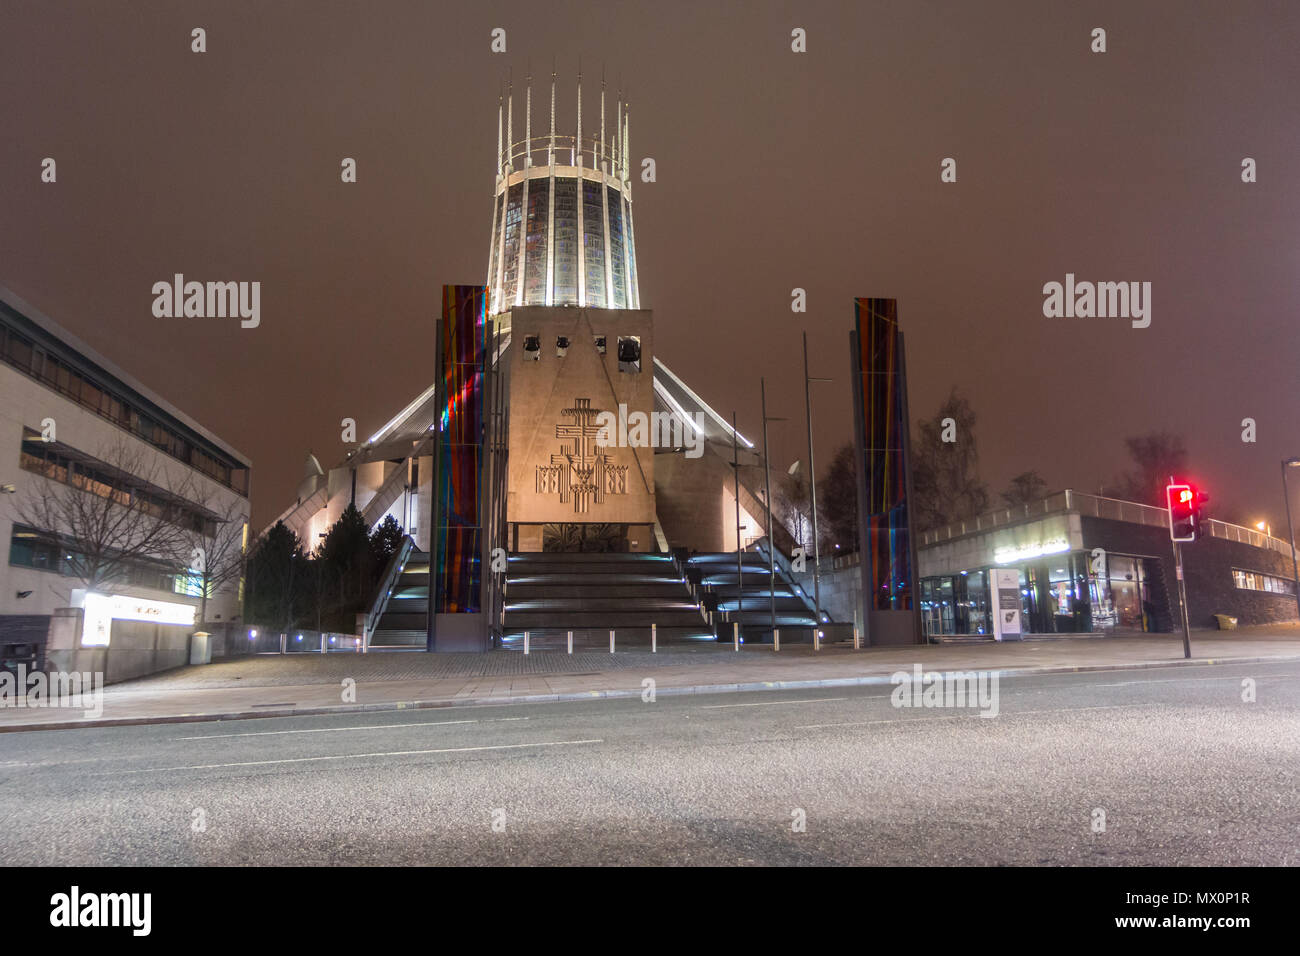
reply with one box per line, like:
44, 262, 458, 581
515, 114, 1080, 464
361, 535, 415, 652
919, 488, 1295, 556
499, 135, 626, 176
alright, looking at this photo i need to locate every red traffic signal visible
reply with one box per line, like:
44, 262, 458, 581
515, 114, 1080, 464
1167, 482, 1208, 542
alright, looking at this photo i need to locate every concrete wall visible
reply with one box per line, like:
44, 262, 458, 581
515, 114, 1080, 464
656, 446, 771, 553
1078, 517, 1299, 628
506, 307, 656, 543
43, 609, 191, 684
792, 562, 859, 629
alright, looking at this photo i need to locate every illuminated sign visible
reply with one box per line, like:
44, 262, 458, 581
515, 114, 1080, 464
993, 538, 1070, 564
81, 592, 197, 647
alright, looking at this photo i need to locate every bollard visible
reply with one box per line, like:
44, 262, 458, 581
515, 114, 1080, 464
610, 629, 615, 654
733, 621, 740, 651
774, 627, 780, 652
524, 630, 530, 655
651, 623, 657, 653
814, 628, 821, 652
853, 625, 860, 650
320, 633, 327, 654
279, 633, 286, 655
567, 630, 573, 654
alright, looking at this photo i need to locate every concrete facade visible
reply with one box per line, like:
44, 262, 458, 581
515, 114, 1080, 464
505, 306, 656, 550
1, 286, 251, 678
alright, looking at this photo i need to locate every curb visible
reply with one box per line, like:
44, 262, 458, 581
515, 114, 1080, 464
2, 652, 1298, 733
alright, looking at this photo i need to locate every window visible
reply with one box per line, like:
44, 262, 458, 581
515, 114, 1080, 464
4, 329, 35, 373
2, 308, 248, 494
1233, 568, 1295, 594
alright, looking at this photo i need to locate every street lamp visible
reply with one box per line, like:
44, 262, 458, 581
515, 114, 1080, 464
760, 378, 788, 643
1281, 459, 1300, 622
1255, 520, 1271, 537
802, 331, 833, 628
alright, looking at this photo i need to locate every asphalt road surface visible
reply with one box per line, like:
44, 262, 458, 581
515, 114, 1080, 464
2, 662, 1296, 865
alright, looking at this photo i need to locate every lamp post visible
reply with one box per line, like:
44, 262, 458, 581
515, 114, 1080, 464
761, 378, 788, 642
732, 411, 742, 645
1281, 458, 1300, 622
802, 331, 832, 630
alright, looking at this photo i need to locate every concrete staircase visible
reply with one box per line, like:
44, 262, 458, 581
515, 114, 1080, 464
503, 552, 715, 649
368, 549, 430, 647
687, 552, 823, 641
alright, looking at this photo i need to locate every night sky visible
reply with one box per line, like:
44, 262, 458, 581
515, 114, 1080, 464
3, 1, 1298, 532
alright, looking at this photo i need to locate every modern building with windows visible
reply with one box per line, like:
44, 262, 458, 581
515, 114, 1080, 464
917, 489, 1298, 638
0, 285, 252, 681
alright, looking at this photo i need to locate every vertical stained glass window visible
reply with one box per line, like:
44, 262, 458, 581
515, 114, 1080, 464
435, 285, 487, 614
606, 186, 627, 309
500, 183, 524, 306
582, 180, 606, 308
523, 179, 550, 305
552, 179, 578, 305
857, 298, 913, 611
623, 196, 638, 309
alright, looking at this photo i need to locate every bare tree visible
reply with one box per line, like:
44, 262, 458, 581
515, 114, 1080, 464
911, 388, 990, 531
175, 479, 249, 626
775, 463, 812, 553
818, 443, 859, 552
11, 436, 192, 597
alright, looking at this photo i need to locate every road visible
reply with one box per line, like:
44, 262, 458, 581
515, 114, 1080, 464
2, 662, 1296, 865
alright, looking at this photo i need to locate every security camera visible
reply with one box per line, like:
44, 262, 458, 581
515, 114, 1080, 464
16, 590, 33, 599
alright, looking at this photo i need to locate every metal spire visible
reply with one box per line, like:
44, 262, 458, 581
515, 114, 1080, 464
525, 72, 532, 167
496, 87, 503, 178
575, 68, 583, 168
506, 72, 514, 172
614, 92, 621, 179
549, 67, 556, 165
600, 69, 606, 173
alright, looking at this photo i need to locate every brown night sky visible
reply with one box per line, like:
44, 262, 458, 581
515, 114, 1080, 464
2, 0, 1298, 531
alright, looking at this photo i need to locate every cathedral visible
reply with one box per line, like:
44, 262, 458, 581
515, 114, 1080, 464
267, 72, 815, 650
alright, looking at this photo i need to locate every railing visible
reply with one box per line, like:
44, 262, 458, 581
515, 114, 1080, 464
919, 489, 1297, 559
750, 537, 821, 619
361, 535, 415, 652
499, 134, 627, 180
1206, 519, 1297, 558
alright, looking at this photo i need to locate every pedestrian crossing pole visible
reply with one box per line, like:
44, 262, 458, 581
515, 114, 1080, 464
1174, 542, 1192, 660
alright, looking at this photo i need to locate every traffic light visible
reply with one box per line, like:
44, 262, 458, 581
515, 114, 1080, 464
1166, 482, 1209, 542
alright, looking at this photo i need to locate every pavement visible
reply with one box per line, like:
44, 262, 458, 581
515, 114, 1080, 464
4, 626, 1300, 731
2, 662, 1297, 865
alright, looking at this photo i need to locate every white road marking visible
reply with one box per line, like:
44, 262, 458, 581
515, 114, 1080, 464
795, 702, 1158, 729
1091, 674, 1300, 687
698, 697, 848, 710
173, 716, 529, 740
97, 738, 605, 774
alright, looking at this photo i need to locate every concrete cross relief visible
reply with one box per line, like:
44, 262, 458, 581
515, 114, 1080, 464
535, 398, 628, 514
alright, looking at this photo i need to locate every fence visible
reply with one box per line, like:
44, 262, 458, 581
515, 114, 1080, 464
235, 628, 363, 656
